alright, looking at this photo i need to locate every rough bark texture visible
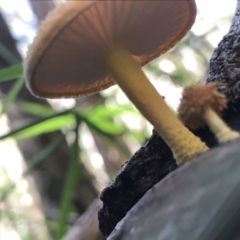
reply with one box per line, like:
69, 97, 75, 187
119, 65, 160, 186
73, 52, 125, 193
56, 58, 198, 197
98, 129, 178, 238
205, 1, 240, 103
99, 1, 240, 238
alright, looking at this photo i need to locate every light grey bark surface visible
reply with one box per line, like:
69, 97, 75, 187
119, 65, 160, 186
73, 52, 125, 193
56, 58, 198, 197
108, 138, 240, 240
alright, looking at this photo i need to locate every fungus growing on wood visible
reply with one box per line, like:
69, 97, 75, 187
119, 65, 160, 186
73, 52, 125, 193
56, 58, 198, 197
178, 83, 240, 143
24, 0, 208, 165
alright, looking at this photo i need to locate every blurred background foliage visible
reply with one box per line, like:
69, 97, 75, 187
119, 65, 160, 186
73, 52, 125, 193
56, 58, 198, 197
0, 0, 235, 239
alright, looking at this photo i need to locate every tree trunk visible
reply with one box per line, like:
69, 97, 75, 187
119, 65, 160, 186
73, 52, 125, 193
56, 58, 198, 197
204, 0, 240, 103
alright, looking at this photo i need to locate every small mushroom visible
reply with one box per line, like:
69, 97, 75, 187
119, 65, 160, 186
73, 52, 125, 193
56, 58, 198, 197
24, 1, 208, 165
178, 83, 240, 143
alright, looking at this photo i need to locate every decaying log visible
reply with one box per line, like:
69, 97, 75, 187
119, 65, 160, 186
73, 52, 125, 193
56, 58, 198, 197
108, 138, 240, 240
99, 1, 240, 238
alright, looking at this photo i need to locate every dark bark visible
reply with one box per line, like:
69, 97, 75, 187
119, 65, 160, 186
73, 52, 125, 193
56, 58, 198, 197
98, 129, 178, 238
205, 1, 240, 103
99, 1, 240, 238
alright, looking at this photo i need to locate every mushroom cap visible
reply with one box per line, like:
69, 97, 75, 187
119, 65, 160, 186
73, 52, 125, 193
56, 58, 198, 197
178, 83, 227, 129
25, 0, 197, 98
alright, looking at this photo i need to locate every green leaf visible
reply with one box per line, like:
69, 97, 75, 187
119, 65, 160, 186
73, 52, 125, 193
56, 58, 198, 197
0, 77, 24, 115
86, 104, 137, 119
55, 115, 80, 240
88, 118, 125, 134
80, 111, 126, 135
0, 111, 74, 140
16, 100, 54, 116
81, 105, 137, 134
0, 64, 23, 82
131, 131, 147, 142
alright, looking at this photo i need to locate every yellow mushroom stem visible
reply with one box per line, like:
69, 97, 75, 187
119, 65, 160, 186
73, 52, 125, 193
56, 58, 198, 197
203, 107, 239, 143
103, 47, 208, 165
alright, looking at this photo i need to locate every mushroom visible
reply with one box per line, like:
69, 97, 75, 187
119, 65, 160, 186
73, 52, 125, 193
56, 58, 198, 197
178, 83, 240, 143
24, 0, 208, 165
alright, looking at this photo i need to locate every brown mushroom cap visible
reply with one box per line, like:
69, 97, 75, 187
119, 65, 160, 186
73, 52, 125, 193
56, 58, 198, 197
178, 83, 227, 129
25, 0, 196, 98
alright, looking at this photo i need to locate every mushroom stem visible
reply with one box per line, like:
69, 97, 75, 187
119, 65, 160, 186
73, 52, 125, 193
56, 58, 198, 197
103, 47, 208, 165
203, 107, 239, 143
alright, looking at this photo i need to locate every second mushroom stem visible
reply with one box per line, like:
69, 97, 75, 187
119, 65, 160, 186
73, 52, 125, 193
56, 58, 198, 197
103, 46, 208, 165
203, 107, 239, 143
